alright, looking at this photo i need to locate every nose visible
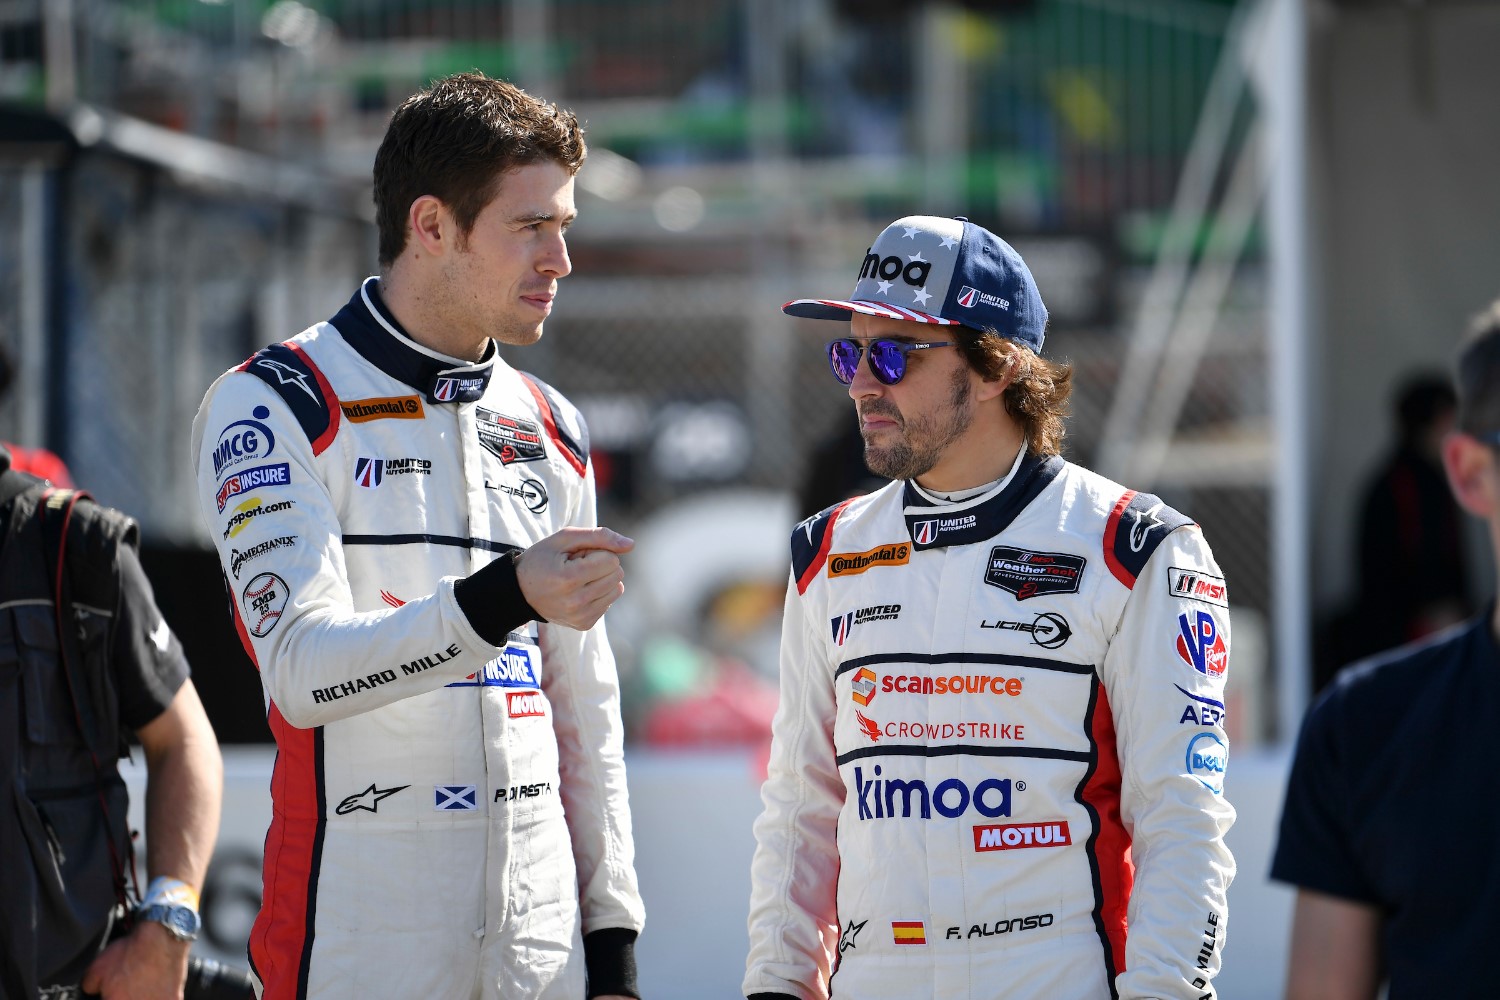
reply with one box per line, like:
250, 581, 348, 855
540, 230, 571, 278
846, 349, 884, 401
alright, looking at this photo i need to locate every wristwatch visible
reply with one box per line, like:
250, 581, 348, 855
138, 901, 201, 942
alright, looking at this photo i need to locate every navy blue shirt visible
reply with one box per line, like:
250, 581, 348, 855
1271, 611, 1500, 995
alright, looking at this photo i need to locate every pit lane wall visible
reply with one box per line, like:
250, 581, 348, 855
123, 747, 1294, 998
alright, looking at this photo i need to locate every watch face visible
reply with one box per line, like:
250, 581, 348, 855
167, 906, 198, 937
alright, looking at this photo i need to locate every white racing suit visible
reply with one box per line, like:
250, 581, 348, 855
191, 278, 644, 999
744, 452, 1235, 1000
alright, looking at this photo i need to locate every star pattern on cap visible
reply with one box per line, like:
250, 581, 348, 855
902, 227, 920, 239
912, 287, 932, 305
876, 279, 894, 294
908, 252, 927, 264
939, 234, 959, 249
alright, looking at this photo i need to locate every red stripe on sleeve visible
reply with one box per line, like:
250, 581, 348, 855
249, 706, 320, 1000
1082, 681, 1134, 979
1102, 490, 1138, 588
283, 342, 341, 457
796, 499, 853, 595
520, 374, 588, 478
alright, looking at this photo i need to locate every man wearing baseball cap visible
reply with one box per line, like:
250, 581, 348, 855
744, 216, 1236, 999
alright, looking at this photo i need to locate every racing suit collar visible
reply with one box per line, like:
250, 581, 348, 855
902, 450, 1064, 550
330, 276, 497, 405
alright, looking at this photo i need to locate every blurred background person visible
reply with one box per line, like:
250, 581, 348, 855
0, 446, 230, 999
1271, 301, 1500, 1000
1315, 373, 1474, 691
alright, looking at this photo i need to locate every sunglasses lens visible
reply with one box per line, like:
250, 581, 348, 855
828, 340, 860, 384
868, 341, 907, 385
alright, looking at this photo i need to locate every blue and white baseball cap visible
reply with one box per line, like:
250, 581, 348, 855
783, 215, 1049, 352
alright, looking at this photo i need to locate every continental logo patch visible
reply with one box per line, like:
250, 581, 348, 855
341, 395, 425, 422
828, 543, 911, 578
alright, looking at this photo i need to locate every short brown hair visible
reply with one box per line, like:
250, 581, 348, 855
373, 72, 587, 267
1455, 298, 1500, 438
954, 327, 1072, 457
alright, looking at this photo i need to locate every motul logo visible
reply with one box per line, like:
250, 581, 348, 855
507, 691, 547, 718
972, 821, 1071, 852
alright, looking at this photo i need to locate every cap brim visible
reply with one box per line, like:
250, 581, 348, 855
782, 298, 959, 325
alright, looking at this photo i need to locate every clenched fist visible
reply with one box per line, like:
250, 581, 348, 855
515, 526, 634, 630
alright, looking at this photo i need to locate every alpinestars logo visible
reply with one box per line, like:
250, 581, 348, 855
335, 783, 408, 816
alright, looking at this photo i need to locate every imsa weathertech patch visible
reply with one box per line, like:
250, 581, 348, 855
983, 546, 1085, 601
827, 542, 911, 578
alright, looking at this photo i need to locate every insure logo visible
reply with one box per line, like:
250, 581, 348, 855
853, 764, 1013, 821
216, 463, 290, 513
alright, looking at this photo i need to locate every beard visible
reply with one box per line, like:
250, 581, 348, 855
860, 367, 974, 481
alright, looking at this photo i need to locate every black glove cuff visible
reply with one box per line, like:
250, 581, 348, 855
584, 927, 640, 999
452, 549, 544, 646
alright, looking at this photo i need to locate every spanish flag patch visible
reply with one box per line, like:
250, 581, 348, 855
892, 921, 926, 945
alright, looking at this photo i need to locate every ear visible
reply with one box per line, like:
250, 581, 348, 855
1442, 431, 1498, 518
406, 195, 451, 258
973, 349, 1016, 404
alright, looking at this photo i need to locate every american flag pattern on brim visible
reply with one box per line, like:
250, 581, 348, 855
781, 298, 962, 325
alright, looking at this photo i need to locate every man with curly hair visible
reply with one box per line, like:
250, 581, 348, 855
744, 216, 1235, 1000
191, 73, 644, 1000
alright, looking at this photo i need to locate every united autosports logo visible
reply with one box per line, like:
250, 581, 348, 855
830, 604, 901, 645
913, 515, 974, 545
355, 457, 384, 488
432, 375, 485, 402
956, 285, 1011, 311
1176, 611, 1227, 677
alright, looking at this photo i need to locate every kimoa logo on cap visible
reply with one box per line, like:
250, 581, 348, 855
861, 250, 931, 289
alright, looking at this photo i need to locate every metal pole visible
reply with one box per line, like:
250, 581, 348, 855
42, 0, 77, 109
1252, 0, 1313, 741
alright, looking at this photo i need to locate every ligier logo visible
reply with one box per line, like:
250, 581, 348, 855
507, 691, 547, 719
828, 543, 911, 578
973, 821, 1072, 852
956, 285, 1012, 312
850, 666, 877, 706
216, 463, 290, 513
854, 764, 1013, 821
1176, 611, 1227, 677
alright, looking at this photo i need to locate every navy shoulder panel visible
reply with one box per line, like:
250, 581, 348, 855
1103, 490, 1194, 588
791, 499, 854, 595
518, 372, 588, 477
238, 342, 340, 456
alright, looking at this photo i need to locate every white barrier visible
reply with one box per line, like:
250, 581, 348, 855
125, 745, 1294, 999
